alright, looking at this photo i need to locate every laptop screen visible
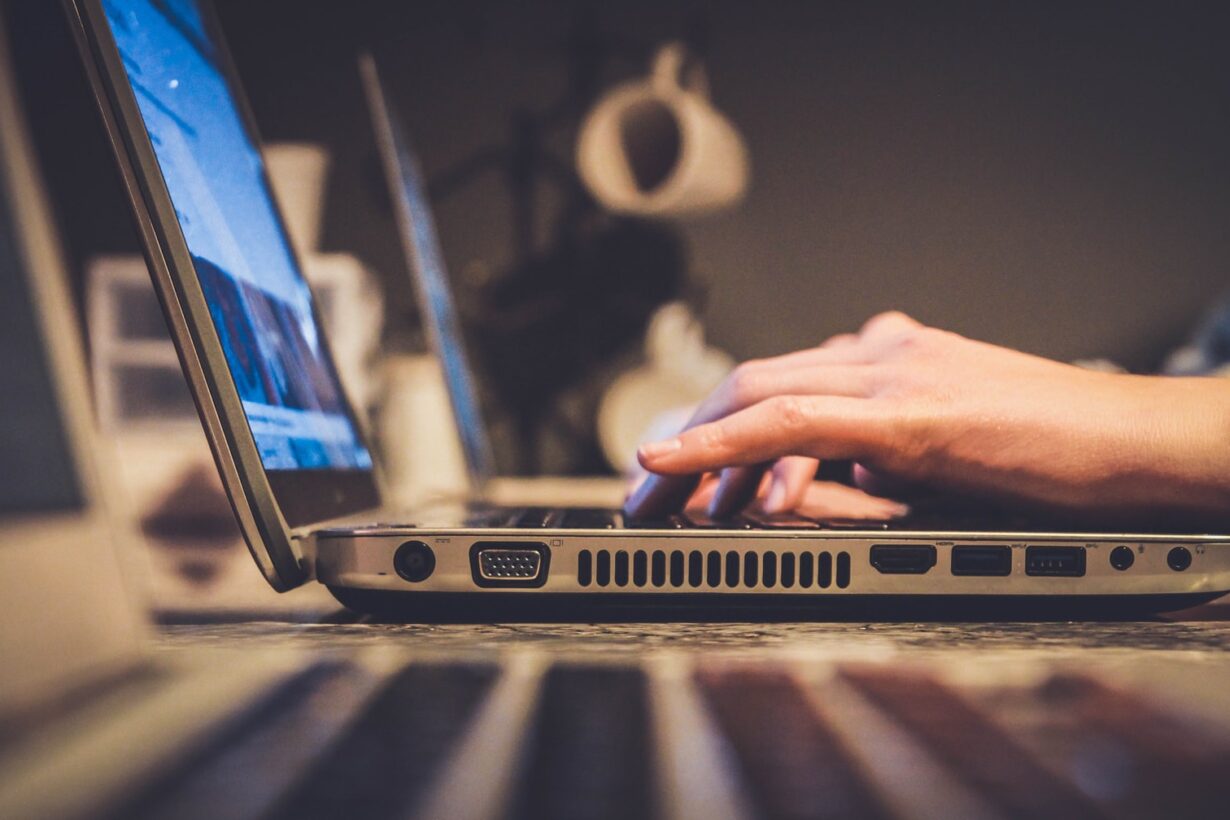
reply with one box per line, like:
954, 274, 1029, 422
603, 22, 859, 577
365, 68, 497, 485
99, 0, 371, 472
0, 168, 82, 516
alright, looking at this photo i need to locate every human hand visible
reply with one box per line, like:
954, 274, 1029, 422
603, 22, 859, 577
624, 311, 1230, 525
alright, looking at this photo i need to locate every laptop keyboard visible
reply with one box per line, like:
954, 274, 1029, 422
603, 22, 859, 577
466, 505, 1026, 532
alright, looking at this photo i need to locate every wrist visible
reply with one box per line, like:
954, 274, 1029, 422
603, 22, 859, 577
1130, 376, 1230, 521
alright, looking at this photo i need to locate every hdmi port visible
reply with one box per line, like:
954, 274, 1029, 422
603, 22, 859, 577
870, 544, 937, 575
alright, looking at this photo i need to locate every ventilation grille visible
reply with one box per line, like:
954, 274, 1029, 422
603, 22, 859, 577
576, 549, 850, 590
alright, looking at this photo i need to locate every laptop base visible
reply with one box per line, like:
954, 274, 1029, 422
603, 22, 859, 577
327, 587, 1224, 623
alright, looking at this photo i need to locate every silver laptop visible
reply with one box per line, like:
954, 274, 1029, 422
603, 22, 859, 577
0, 19, 320, 815
64, 0, 1230, 618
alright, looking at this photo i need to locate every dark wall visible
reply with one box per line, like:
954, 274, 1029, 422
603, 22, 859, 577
9, 0, 1230, 367
216, 0, 1230, 371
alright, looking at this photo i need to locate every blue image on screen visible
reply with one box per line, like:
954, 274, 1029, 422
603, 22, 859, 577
101, 0, 371, 471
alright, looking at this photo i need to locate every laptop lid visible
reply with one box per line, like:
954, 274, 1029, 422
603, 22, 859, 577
360, 55, 498, 492
0, 9, 146, 718
64, 0, 382, 590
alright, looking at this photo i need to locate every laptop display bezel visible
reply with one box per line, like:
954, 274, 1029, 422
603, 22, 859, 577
360, 56, 499, 493
63, 0, 381, 590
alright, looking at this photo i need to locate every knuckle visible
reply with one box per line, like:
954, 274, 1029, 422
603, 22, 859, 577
862, 310, 915, 335
694, 423, 729, 454
867, 362, 904, 395
769, 395, 810, 429
887, 325, 943, 357
877, 309, 914, 325
726, 362, 763, 407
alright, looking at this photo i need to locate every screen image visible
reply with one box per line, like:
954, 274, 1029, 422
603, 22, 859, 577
101, 0, 371, 471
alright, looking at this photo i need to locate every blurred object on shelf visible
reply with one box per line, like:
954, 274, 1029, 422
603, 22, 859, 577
300, 252, 384, 410
264, 141, 329, 258
1164, 294, 1230, 377
87, 256, 382, 430
87, 256, 199, 434
577, 41, 749, 218
103, 427, 335, 613
266, 141, 384, 410
598, 300, 734, 473
377, 353, 468, 507
139, 462, 239, 588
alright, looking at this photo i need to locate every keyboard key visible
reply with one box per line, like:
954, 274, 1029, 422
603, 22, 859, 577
513, 507, 564, 527
463, 507, 520, 527
558, 508, 622, 529
624, 516, 687, 530
815, 518, 892, 530
741, 510, 822, 529
682, 512, 754, 530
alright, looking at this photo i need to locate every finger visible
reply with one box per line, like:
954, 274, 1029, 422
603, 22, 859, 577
685, 363, 880, 435
684, 473, 721, 513
851, 463, 932, 500
737, 343, 884, 375
819, 332, 859, 349
638, 395, 885, 476
708, 463, 771, 518
624, 469, 649, 502
796, 481, 911, 520
762, 456, 819, 512
623, 470, 702, 518
857, 310, 923, 341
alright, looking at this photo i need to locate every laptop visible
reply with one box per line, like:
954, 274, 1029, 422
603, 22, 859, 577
64, 0, 1230, 619
0, 18, 325, 814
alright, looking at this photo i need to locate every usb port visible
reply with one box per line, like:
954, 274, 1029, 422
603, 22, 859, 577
870, 544, 937, 574
1025, 546, 1086, 577
951, 546, 1012, 576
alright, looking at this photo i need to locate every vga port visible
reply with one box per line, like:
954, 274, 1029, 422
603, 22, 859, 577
471, 542, 550, 587
479, 549, 542, 579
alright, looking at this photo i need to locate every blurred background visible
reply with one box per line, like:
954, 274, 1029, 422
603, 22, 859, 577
6, 0, 1230, 483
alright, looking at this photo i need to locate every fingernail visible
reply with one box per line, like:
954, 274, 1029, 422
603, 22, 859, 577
764, 480, 787, 513
639, 437, 682, 462
887, 502, 911, 518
